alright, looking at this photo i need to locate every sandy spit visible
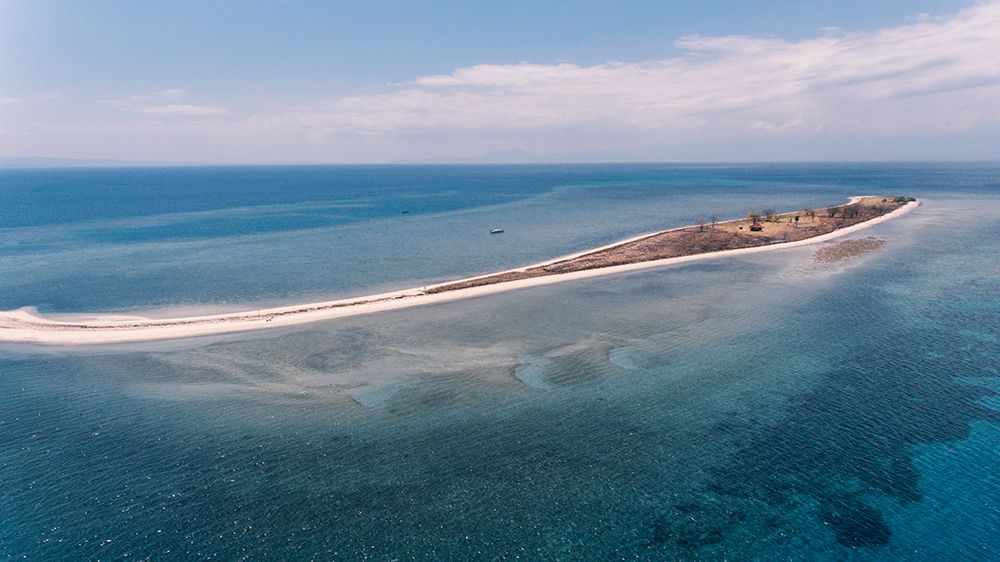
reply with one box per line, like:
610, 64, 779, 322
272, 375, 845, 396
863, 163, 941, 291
0, 199, 919, 346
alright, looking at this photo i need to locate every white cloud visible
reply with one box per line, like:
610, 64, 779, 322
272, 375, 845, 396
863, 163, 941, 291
158, 88, 187, 98
112, 90, 223, 117
0, 96, 20, 104
126, 88, 188, 102
6, 3, 1000, 162
135, 104, 227, 116
287, 1, 1000, 141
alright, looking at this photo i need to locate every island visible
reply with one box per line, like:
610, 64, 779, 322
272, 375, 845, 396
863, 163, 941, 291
0, 196, 919, 345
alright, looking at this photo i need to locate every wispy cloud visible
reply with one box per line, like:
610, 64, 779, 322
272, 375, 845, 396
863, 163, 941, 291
113, 89, 225, 117
126, 88, 188, 102
0, 93, 63, 108
6, 3, 1000, 162
134, 104, 227, 116
283, 1, 1000, 139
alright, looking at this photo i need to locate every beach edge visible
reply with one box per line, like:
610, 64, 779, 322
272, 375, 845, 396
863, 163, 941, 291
0, 198, 920, 345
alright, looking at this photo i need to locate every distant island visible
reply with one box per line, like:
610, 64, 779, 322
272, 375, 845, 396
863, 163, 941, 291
0, 196, 919, 345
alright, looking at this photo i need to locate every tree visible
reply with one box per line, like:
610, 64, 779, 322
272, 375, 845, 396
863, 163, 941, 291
761, 208, 779, 222
697, 218, 706, 232
709, 215, 719, 229
802, 207, 814, 221
794, 215, 800, 226
747, 211, 761, 225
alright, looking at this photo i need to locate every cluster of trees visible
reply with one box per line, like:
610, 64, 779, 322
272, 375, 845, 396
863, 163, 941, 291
746, 208, 785, 226
697, 215, 721, 231
738, 197, 908, 231
825, 203, 863, 219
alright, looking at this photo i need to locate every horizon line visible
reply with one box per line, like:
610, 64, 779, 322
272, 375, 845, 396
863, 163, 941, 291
3, 157, 1000, 170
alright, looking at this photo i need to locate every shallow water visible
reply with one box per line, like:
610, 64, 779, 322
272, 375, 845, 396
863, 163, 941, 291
1, 164, 999, 559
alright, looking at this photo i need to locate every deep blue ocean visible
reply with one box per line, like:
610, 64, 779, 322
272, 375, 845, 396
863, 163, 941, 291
1, 163, 999, 560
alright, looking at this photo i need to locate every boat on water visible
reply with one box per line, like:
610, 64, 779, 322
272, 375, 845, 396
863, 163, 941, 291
490, 228, 505, 234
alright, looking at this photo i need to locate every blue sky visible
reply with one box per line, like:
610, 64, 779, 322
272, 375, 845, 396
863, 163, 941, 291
2, 0, 997, 163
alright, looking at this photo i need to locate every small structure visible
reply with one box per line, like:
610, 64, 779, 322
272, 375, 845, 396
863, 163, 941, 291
749, 225, 763, 232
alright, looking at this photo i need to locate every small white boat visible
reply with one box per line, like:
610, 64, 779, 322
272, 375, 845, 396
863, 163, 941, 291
490, 228, 505, 234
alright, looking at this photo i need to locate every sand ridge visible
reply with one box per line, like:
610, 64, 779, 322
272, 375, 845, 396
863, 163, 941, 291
0, 198, 919, 345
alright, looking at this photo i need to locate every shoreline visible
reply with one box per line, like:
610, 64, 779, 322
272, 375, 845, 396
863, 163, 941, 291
0, 198, 919, 346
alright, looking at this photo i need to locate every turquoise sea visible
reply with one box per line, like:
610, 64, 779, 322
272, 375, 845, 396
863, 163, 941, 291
1, 163, 998, 560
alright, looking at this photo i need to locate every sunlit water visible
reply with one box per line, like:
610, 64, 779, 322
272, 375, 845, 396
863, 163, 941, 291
1, 164, 998, 560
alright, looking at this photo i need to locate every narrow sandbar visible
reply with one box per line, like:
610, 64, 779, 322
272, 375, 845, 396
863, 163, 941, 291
0, 197, 919, 346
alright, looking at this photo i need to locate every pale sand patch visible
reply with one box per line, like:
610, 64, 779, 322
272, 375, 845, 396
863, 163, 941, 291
0, 199, 919, 346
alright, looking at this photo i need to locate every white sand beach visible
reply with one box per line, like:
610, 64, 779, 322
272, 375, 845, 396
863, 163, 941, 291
0, 199, 919, 346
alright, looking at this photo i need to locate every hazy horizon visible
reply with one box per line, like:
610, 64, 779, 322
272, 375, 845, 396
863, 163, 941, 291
5, 155, 1000, 170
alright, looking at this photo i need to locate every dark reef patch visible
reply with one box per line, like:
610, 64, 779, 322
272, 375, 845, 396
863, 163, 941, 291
704, 266, 1000, 549
818, 495, 891, 547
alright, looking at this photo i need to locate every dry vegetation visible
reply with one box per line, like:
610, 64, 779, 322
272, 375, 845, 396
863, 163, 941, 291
427, 196, 910, 293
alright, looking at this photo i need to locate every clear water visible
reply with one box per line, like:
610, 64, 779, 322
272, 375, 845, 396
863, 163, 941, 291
1, 164, 998, 559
